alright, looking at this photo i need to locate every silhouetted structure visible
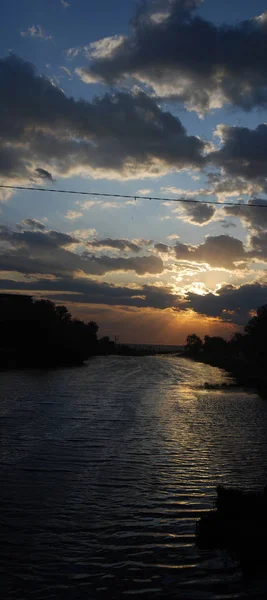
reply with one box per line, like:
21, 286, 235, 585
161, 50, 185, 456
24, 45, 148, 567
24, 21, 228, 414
196, 485, 267, 573
0, 293, 99, 368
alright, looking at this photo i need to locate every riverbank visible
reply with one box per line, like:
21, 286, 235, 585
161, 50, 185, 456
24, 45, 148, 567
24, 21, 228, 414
0, 343, 182, 370
185, 352, 267, 399
111, 344, 182, 357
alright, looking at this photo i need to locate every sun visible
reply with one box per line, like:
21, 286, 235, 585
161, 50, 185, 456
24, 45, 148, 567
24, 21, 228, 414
187, 282, 210, 296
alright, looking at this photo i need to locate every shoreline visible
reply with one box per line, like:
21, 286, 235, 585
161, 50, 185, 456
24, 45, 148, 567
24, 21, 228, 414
2, 351, 267, 401
182, 353, 267, 400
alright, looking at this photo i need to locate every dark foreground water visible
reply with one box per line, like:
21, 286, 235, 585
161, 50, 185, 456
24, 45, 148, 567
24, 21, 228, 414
1, 356, 267, 599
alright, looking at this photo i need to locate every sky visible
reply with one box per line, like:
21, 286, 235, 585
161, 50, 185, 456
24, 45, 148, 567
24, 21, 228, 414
1, 0, 267, 343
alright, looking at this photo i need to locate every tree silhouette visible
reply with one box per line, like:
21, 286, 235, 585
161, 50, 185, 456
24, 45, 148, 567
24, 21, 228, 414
244, 305, 267, 367
55, 305, 71, 323
184, 303, 267, 392
185, 334, 203, 356
0, 294, 101, 368
203, 335, 227, 355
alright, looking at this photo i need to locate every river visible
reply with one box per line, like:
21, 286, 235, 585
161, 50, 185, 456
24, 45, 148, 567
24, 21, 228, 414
1, 355, 267, 599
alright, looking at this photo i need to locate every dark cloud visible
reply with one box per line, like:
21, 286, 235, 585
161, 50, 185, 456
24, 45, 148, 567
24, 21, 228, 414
224, 198, 267, 232
77, 0, 267, 113
187, 282, 267, 325
178, 200, 215, 224
16, 218, 46, 231
174, 234, 247, 270
1, 224, 267, 324
204, 172, 263, 201
0, 55, 205, 183
86, 238, 143, 253
0, 276, 177, 310
249, 231, 267, 261
211, 124, 267, 185
35, 167, 54, 181
154, 242, 170, 253
0, 145, 28, 178
2, 227, 266, 275
1, 268, 267, 327
82, 253, 164, 275
0, 226, 164, 277
12, 229, 77, 248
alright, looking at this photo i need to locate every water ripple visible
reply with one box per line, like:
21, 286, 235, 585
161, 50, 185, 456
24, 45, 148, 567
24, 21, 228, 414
1, 356, 267, 598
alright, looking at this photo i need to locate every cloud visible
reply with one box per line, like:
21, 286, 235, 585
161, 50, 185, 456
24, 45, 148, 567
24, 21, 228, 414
161, 177, 263, 203
0, 55, 205, 185
1, 224, 266, 332
211, 124, 267, 185
174, 234, 247, 270
60, 66, 72, 77
70, 228, 97, 239
159, 186, 217, 225
101, 202, 120, 209
60, 0, 70, 7
175, 200, 216, 225
76, 198, 121, 211
64, 210, 83, 220
20, 25, 52, 40
76, 0, 267, 114
137, 188, 152, 195
224, 198, 267, 232
66, 47, 80, 59
35, 167, 54, 181
202, 174, 264, 204
86, 237, 145, 253
16, 218, 46, 231
0, 275, 177, 309
210, 123, 267, 220
1, 269, 264, 336
78, 200, 97, 210
0, 226, 164, 277
82, 253, 164, 276
2, 225, 258, 283
86, 36, 125, 60
249, 231, 267, 261
154, 242, 170, 254
218, 219, 236, 229
186, 282, 267, 325
160, 186, 198, 197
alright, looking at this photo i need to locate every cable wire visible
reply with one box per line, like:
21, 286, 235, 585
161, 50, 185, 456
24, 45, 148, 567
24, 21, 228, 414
0, 183, 267, 208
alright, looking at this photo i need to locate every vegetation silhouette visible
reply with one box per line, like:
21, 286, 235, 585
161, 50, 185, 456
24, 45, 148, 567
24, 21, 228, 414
0, 294, 99, 368
196, 485, 267, 574
0, 293, 161, 368
184, 303, 267, 397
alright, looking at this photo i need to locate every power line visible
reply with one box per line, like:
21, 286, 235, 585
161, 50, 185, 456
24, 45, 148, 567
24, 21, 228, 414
0, 183, 267, 208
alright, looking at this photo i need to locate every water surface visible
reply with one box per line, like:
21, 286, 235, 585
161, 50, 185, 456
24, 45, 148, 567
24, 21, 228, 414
1, 356, 267, 599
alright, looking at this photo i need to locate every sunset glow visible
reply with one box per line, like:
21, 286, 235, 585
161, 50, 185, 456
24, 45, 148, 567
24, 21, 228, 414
1, 0, 267, 343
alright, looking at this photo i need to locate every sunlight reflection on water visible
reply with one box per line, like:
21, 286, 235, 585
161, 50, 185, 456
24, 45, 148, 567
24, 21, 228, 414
1, 356, 267, 598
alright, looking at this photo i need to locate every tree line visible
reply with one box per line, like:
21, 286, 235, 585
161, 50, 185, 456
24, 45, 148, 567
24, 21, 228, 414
0, 294, 114, 368
184, 304, 267, 391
